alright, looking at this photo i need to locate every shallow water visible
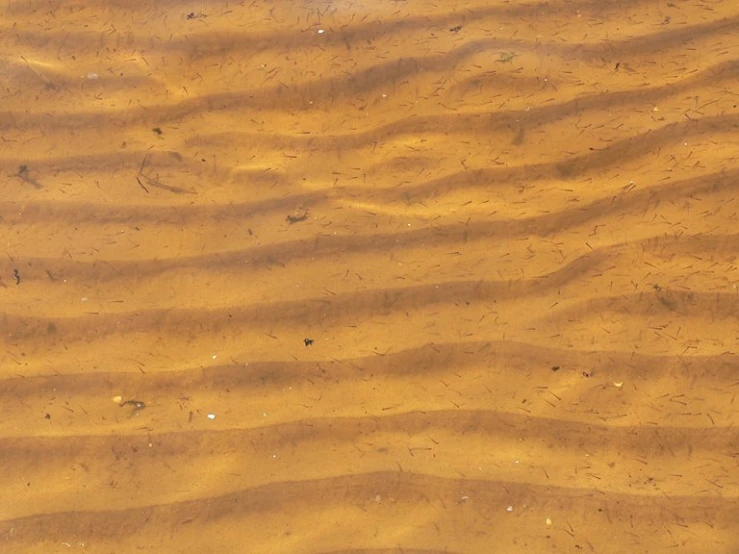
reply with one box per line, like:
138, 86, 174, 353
1, 0, 738, 552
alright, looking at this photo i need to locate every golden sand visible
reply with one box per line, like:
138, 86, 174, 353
1, 0, 737, 552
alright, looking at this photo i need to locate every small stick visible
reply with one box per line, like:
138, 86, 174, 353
119, 399, 146, 410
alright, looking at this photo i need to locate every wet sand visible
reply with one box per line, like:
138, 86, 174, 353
1, 0, 738, 552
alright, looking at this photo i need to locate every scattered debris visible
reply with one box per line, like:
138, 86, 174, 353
136, 153, 196, 195
113, 396, 145, 411
286, 210, 309, 224
497, 51, 518, 63
119, 399, 146, 410
16, 164, 42, 189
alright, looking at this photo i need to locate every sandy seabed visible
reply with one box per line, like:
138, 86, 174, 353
1, 0, 738, 553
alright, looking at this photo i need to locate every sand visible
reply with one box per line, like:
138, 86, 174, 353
1, 0, 738, 552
